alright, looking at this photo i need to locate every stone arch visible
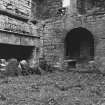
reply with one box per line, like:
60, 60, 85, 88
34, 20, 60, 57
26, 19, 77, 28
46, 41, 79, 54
64, 27, 94, 62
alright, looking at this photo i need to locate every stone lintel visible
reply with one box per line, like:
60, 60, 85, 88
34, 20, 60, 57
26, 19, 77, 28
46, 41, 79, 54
0, 31, 39, 47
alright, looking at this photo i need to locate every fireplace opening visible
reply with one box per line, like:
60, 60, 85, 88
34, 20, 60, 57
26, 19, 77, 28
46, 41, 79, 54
0, 43, 35, 61
65, 27, 94, 63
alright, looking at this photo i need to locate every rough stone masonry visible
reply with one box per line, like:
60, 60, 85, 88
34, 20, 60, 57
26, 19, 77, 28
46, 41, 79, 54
34, 0, 105, 69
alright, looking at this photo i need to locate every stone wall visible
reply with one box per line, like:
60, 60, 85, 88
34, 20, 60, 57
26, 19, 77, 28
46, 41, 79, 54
32, 0, 62, 20
36, 0, 105, 68
43, 19, 65, 66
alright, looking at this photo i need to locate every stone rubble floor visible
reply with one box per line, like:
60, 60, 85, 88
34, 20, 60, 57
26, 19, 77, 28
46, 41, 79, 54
0, 71, 105, 105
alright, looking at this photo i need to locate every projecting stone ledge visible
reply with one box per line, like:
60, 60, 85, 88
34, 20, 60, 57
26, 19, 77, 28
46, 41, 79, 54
0, 31, 40, 46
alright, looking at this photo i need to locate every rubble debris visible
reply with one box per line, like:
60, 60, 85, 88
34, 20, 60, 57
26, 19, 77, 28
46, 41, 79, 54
33, 66, 42, 75
19, 59, 39, 75
88, 60, 98, 71
97, 57, 105, 74
0, 59, 7, 72
19, 60, 30, 76
47, 97, 60, 105
86, 57, 105, 75
31, 84, 40, 92
39, 58, 54, 73
0, 93, 6, 101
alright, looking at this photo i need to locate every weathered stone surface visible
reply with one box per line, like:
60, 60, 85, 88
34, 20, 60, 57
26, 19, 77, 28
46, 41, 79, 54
36, 0, 105, 69
6, 58, 21, 76
0, 31, 40, 46
32, 0, 62, 19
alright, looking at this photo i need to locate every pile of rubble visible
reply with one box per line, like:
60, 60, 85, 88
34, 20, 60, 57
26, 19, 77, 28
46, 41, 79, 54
0, 58, 31, 77
0, 58, 56, 77
0, 58, 45, 77
74, 56, 105, 75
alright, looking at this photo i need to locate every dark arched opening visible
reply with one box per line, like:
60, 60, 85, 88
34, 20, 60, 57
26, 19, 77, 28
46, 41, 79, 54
65, 27, 94, 63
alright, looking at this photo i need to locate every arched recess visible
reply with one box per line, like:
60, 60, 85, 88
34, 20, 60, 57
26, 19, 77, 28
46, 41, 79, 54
64, 27, 94, 62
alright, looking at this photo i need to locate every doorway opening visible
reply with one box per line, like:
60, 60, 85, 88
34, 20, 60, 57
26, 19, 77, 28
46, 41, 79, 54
65, 27, 94, 64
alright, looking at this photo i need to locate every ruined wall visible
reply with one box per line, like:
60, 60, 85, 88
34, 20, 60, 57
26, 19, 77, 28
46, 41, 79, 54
77, 0, 105, 15
32, 0, 62, 20
42, 18, 65, 67
0, 0, 40, 66
37, 0, 105, 68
